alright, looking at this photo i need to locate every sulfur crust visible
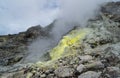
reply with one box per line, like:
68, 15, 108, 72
35, 28, 92, 68
50, 28, 92, 60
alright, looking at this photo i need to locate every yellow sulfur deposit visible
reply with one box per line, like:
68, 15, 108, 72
50, 28, 92, 60
36, 28, 92, 67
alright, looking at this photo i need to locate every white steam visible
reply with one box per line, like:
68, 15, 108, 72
0, 0, 119, 63
0, 0, 119, 35
58, 0, 114, 26
23, 38, 56, 63
50, 0, 113, 43
23, 0, 120, 63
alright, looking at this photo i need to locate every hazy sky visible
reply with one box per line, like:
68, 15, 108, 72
0, 0, 59, 34
0, 0, 119, 35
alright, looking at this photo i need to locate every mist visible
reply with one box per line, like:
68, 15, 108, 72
50, 0, 114, 41
23, 0, 120, 63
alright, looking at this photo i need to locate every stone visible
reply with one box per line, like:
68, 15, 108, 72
5, 55, 23, 66
40, 74, 46, 78
25, 25, 49, 39
107, 67, 120, 77
26, 73, 33, 78
85, 61, 104, 69
77, 64, 86, 73
1, 70, 25, 78
101, 2, 120, 22
46, 74, 54, 78
54, 66, 75, 77
104, 43, 120, 63
78, 71, 101, 78
78, 55, 93, 63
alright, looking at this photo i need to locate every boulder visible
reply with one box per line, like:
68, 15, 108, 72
54, 66, 75, 77
104, 43, 120, 65
77, 64, 86, 73
78, 55, 93, 63
106, 67, 120, 78
78, 71, 101, 78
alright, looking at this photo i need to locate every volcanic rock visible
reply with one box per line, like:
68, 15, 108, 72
0, 1, 120, 78
78, 71, 101, 78
101, 1, 120, 22
54, 66, 75, 77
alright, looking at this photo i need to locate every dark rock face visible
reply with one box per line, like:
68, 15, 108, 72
25, 25, 48, 39
101, 1, 120, 22
0, 35, 27, 66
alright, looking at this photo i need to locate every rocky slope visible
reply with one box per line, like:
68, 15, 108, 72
0, 1, 120, 78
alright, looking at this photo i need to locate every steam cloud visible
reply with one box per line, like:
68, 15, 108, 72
0, 0, 119, 63
24, 0, 120, 63
0, 0, 119, 35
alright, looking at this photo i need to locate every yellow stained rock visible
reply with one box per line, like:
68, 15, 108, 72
36, 28, 92, 67
50, 28, 92, 60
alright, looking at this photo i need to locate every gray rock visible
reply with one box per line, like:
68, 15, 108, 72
77, 64, 86, 73
54, 66, 75, 77
85, 61, 104, 69
46, 74, 54, 78
41, 74, 46, 78
104, 43, 120, 64
78, 55, 93, 63
86, 14, 120, 49
25, 25, 51, 39
101, 2, 120, 22
78, 71, 101, 78
107, 67, 120, 77
26, 25, 44, 38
